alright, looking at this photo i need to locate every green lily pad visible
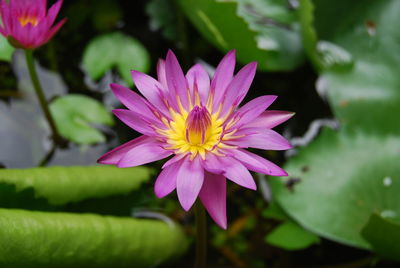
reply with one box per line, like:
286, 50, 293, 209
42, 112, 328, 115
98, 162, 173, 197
178, 0, 303, 71
361, 213, 400, 261
0, 208, 187, 268
0, 35, 14, 62
50, 94, 114, 145
266, 221, 320, 251
0, 166, 152, 205
270, 129, 400, 249
82, 32, 150, 86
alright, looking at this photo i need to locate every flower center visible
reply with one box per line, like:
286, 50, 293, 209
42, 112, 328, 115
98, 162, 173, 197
18, 15, 39, 27
185, 106, 211, 145
161, 105, 224, 159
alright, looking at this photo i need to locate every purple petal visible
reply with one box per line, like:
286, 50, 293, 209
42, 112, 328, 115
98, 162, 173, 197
200, 172, 227, 229
221, 62, 257, 116
117, 141, 172, 168
165, 50, 189, 110
113, 109, 158, 136
246, 110, 295, 129
162, 153, 188, 168
186, 63, 210, 105
97, 135, 151, 165
227, 95, 277, 130
154, 160, 181, 198
203, 154, 256, 190
45, 0, 63, 27
131, 70, 169, 115
227, 128, 292, 151
157, 59, 168, 89
219, 156, 257, 190
230, 149, 288, 176
110, 83, 156, 118
177, 157, 204, 211
211, 50, 236, 111
40, 18, 67, 47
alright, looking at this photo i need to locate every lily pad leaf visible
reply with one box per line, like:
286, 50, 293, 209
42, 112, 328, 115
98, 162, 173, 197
178, 0, 303, 71
266, 221, 320, 251
50, 94, 114, 145
0, 35, 14, 62
0, 208, 187, 268
0, 166, 152, 205
270, 129, 400, 249
361, 213, 400, 261
82, 32, 150, 86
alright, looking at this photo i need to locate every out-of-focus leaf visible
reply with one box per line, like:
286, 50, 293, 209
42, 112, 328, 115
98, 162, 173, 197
0, 35, 14, 62
0, 166, 152, 205
178, 0, 303, 71
361, 213, 400, 261
146, 0, 177, 40
306, 0, 400, 134
266, 221, 320, 250
0, 208, 187, 268
262, 201, 289, 221
82, 32, 150, 86
50, 94, 114, 145
270, 129, 400, 249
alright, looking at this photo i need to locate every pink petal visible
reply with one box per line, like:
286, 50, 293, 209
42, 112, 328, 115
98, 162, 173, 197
200, 172, 227, 229
97, 135, 151, 165
154, 161, 181, 198
203, 154, 256, 190
131, 70, 169, 115
176, 157, 204, 211
110, 83, 162, 122
186, 63, 210, 106
227, 128, 292, 151
211, 50, 236, 111
165, 50, 189, 110
117, 141, 172, 168
112, 109, 158, 136
157, 59, 168, 89
45, 0, 63, 27
230, 149, 288, 176
246, 110, 295, 129
40, 18, 67, 47
162, 153, 188, 168
221, 62, 257, 116
227, 95, 277, 130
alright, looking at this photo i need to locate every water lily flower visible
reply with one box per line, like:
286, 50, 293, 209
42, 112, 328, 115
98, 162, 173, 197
98, 50, 293, 229
0, 0, 66, 49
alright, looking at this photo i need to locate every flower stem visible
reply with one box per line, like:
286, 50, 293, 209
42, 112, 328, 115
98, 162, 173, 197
24, 49, 65, 147
194, 201, 207, 268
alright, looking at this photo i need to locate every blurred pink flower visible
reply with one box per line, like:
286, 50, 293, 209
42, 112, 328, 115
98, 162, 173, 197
98, 50, 293, 229
0, 0, 66, 49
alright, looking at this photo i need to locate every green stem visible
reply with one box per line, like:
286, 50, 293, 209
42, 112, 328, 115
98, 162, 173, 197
24, 49, 64, 147
194, 201, 207, 268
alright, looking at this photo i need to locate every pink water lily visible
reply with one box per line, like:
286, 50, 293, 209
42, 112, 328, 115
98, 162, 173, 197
0, 0, 66, 49
98, 50, 293, 229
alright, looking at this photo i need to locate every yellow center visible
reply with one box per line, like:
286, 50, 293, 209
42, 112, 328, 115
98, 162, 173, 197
18, 15, 39, 27
160, 106, 224, 160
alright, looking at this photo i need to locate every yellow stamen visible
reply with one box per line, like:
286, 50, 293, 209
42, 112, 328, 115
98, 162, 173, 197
18, 15, 39, 27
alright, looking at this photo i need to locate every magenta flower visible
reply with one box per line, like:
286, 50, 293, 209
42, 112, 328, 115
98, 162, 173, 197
98, 50, 293, 229
0, 0, 66, 49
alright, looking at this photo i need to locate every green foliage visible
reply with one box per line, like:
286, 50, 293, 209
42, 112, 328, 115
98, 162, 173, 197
0, 208, 187, 268
0, 166, 152, 205
270, 0, 400, 254
82, 32, 150, 86
263, 201, 320, 250
146, 0, 178, 40
362, 213, 400, 261
265, 221, 320, 250
0, 35, 14, 62
50, 94, 114, 145
271, 129, 400, 249
178, 0, 303, 71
